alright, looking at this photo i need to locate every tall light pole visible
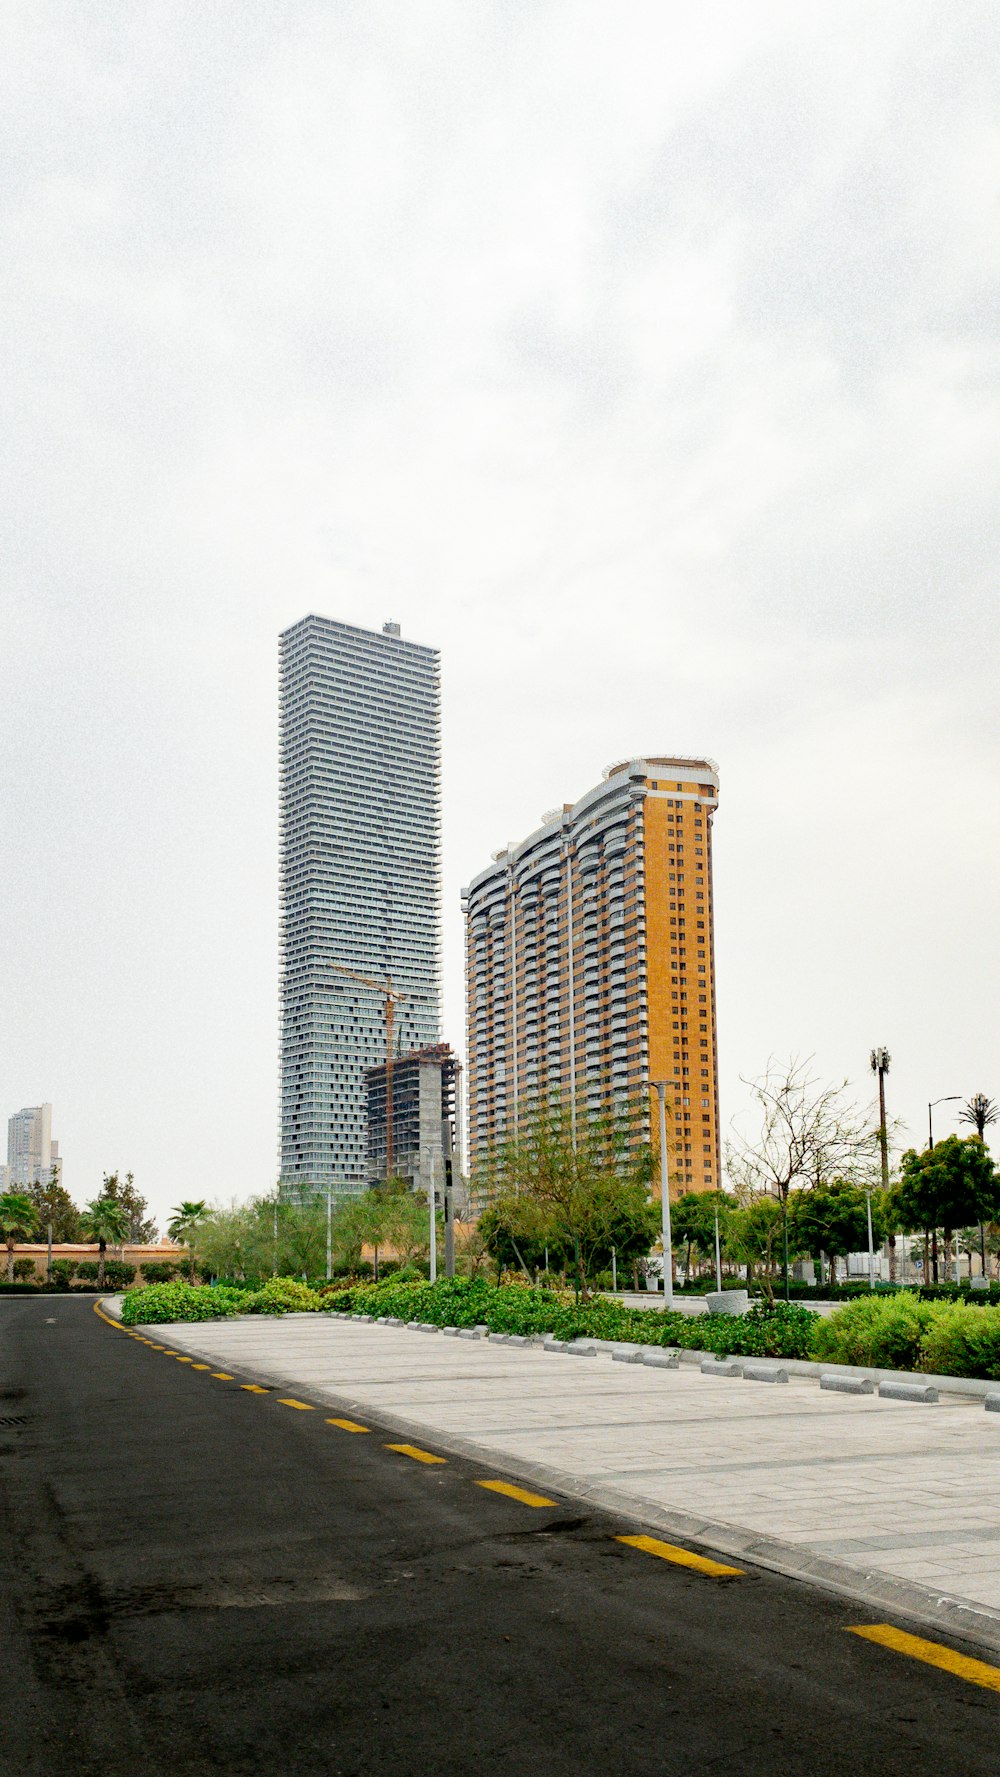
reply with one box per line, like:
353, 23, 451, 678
870, 1047, 892, 1284
928, 1095, 961, 1151
648, 1081, 674, 1309
325, 1188, 332, 1283
928, 1095, 962, 1285
427, 1149, 437, 1284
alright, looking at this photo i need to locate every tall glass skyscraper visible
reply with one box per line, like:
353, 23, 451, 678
279, 616, 441, 1193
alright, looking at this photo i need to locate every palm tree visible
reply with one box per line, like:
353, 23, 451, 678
960, 1095, 998, 1143
79, 1198, 130, 1287
0, 1192, 40, 1283
167, 1201, 208, 1283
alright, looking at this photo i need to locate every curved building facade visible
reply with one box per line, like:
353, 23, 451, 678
462, 756, 720, 1193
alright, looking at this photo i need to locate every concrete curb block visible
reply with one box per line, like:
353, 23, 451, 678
613, 1350, 645, 1363
701, 1359, 743, 1377
641, 1352, 679, 1371
456, 1328, 484, 1340
742, 1365, 789, 1384
985, 1394, 1000, 1413
820, 1374, 874, 1395
879, 1380, 939, 1404
544, 1340, 570, 1353
442, 1327, 459, 1337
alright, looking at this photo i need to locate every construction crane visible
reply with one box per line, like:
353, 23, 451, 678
326, 963, 408, 1179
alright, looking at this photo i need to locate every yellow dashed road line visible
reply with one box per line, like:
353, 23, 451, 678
241, 1384, 270, 1394
174, 1356, 193, 1364
327, 1418, 370, 1434
278, 1398, 314, 1411
848, 1625, 1000, 1693
190, 1364, 211, 1371
386, 1443, 447, 1465
211, 1372, 234, 1380
616, 1533, 743, 1578
476, 1479, 556, 1508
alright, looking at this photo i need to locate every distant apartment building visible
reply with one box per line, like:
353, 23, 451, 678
462, 756, 721, 1192
364, 1042, 460, 1195
279, 616, 441, 1194
6, 1103, 61, 1189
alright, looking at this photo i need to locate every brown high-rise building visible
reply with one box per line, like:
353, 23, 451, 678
462, 756, 720, 1193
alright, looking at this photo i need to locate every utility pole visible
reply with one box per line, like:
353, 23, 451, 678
325, 1188, 332, 1283
870, 1048, 891, 1193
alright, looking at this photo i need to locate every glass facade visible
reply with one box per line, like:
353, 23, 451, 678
279, 616, 441, 1191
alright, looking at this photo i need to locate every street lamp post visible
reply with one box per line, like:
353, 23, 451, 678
325, 1188, 332, 1284
865, 1187, 876, 1290
927, 1096, 961, 1284
713, 1196, 722, 1293
428, 1150, 437, 1284
648, 1081, 674, 1310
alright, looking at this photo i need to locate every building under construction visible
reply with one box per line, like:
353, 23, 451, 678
365, 1044, 460, 1194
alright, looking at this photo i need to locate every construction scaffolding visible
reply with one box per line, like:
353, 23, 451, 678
365, 1043, 460, 1193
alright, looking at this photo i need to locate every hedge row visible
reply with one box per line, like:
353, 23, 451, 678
322, 1276, 819, 1358
120, 1277, 323, 1325
115, 1274, 1000, 1381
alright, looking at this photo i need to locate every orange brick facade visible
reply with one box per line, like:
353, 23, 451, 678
462, 756, 720, 1194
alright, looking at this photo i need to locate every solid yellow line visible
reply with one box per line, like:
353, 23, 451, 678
476, 1479, 556, 1508
211, 1372, 234, 1380
241, 1384, 269, 1394
278, 1398, 314, 1411
387, 1443, 446, 1465
848, 1625, 1000, 1693
190, 1364, 211, 1371
616, 1534, 743, 1578
327, 1418, 370, 1434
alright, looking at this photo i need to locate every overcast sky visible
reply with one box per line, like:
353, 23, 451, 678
3, 2, 998, 1229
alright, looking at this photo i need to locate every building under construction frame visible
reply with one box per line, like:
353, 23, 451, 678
365, 1043, 460, 1191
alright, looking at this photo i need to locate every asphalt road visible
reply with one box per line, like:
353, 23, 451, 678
2, 1296, 998, 1777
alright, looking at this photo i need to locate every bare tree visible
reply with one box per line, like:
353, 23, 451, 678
725, 1057, 880, 1298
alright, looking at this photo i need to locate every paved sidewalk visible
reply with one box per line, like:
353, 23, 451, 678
147, 1314, 1000, 1645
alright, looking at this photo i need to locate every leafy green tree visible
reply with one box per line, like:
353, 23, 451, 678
102, 1172, 157, 1244
482, 1098, 655, 1299
167, 1201, 209, 1282
79, 1198, 130, 1287
671, 1191, 734, 1279
895, 1136, 1000, 1282
724, 1197, 789, 1300
27, 1168, 81, 1244
789, 1179, 889, 1282
0, 1193, 40, 1283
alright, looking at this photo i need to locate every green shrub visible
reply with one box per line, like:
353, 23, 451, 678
103, 1261, 137, 1290
12, 1259, 37, 1281
810, 1294, 936, 1369
76, 1261, 100, 1281
50, 1259, 77, 1289
917, 1304, 1000, 1380
141, 1262, 177, 1285
120, 1282, 245, 1325
240, 1277, 323, 1315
